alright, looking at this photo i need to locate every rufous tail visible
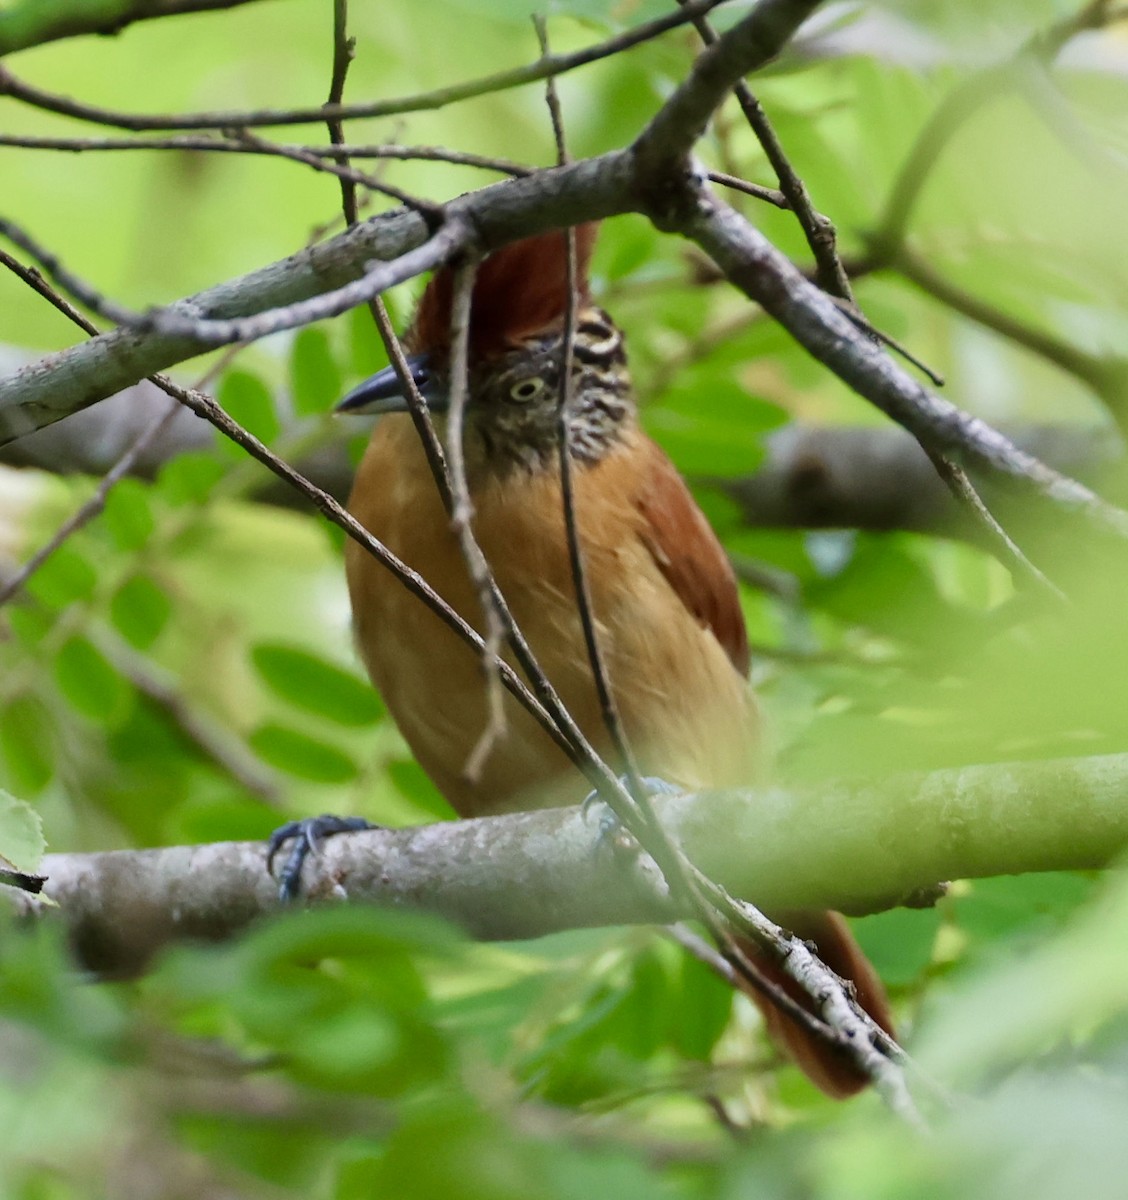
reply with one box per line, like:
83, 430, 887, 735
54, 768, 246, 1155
736, 910, 894, 1098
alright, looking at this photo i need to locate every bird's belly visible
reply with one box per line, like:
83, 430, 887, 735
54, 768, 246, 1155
345, 419, 760, 816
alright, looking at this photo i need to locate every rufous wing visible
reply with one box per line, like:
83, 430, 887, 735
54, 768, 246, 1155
633, 440, 750, 677
633, 443, 894, 1097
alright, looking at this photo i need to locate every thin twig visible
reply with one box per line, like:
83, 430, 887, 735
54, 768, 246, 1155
231, 130, 442, 221
0, 401, 179, 608
634, 0, 820, 182
315, 221, 632, 806
173, 376, 584, 770
536, 16, 644, 793
540, 18, 913, 1100
326, 0, 355, 184
828, 295, 945, 387
677, 0, 852, 300
316, 8, 454, 502
706, 170, 787, 208
444, 259, 509, 779
145, 224, 463, 343
684, 194, 1128, 543
0, 216, 138, 326
0, 1, 730, 131
318, 9, 568, 789
689, 871, 924, 1125
0, 132, 532, 175
1, 211, 464, 343
0, 252, 287, 801
688, 1, 950, 398
924, 449, 1068, 601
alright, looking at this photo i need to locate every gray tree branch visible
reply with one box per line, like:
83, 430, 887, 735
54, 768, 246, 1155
13, 753, 1128, 978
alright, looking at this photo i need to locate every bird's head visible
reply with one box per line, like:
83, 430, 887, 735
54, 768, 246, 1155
338, 225, 635, 474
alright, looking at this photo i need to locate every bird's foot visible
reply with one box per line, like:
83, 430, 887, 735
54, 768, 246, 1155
267, 814, 376, 903
581, 775, 683, 852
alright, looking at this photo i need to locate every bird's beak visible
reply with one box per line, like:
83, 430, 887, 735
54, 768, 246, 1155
335, 353, 446, 414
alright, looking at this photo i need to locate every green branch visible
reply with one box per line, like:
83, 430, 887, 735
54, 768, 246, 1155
0, 0, 274, 58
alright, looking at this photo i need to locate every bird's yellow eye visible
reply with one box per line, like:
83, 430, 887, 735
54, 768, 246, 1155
509, 377, 545, 403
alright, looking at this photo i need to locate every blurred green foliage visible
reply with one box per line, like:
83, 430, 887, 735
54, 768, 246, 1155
2, 0, 1128, 1195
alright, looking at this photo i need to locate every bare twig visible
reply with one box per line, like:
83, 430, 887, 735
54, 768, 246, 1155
706, 169, 787, 208
230, 130, 442, 220
0, 132, 533, 175
0, 252, 287, 800
146, 224, 465, 342
0, 211, 466, 344
827, 295, 944, 387
678, 0, 852, 300
0, 0, 731, 131
444, 259, 509, 779
325, 0, 355, 185
0, 400, 178, 608
924, 449, 1067, 601
536, 17, 643, 793
317, 6, 453, 505
172, 376, 590, 770
684, 194, 1128, 542
543, 38, 905, 1087
711, 886, 922, 1124
633, 0, 821, 204
685, 1, 946, 393
0, 216, 138, 326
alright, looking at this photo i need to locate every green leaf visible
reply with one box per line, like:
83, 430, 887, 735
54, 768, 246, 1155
247, 723, 358, 782
100, 478, 155, 551
671, 948, 733, 1060
851, 908, 941, 988
23, 543, 98, 609
290, 326, 342, 416
217, 369, 279, 446
152, 907, 453, 1096
5, 604, 53, 647
807, 535, 951, 642
0, 788, 45, 874
646, 371, 787, 476
110, 574, 172, 650
156, 451, 225, 505
0, 694, 54, 796
250, 642, 383, 726
53, 636, 132, 725
955, 873, 1096, 959
348, 303, 388, 379
387, 759, 454, 820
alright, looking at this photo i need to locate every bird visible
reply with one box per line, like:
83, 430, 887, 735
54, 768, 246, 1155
322, 223, 892, 1096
